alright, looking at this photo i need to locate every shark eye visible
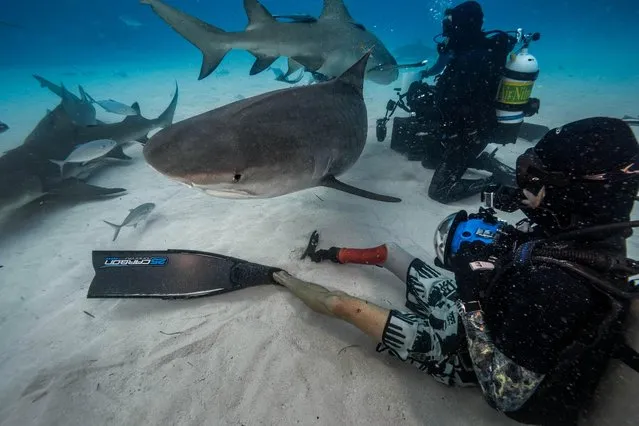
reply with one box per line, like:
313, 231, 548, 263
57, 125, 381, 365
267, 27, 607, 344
232, 174, 242, 183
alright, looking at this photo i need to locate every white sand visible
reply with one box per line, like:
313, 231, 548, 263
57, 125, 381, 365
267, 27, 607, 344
0, 55, 638, 425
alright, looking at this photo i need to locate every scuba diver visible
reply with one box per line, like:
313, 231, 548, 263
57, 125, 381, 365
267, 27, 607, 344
273, 117, 639, 425
376, 1, 545, 204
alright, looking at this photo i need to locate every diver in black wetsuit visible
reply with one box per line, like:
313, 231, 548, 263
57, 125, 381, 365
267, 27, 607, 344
275, 117, 639, 425
422, 1, 518, 203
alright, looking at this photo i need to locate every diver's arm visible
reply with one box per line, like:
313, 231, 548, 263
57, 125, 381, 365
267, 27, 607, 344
421, 51, 452, 78
459, 305, 545, 412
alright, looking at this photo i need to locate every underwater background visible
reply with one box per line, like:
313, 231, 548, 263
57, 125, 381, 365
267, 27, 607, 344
1, 1, 638, 426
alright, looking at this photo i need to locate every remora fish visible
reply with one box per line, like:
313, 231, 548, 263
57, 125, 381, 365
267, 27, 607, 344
143, 52, 401, 203
141, 0, 399, 85
103, 202, 156, 241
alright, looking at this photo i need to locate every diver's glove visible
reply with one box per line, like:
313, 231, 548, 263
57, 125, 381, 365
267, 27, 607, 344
450, 240, 500, 305
448, 209, 519, 305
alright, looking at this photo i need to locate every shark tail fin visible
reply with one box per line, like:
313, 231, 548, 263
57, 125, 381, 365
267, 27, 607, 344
321, 176, 401, 203
156, 82, 179, 127
334, 51, 371, 96
140, 0, 230, 80
103, 220, 123, 241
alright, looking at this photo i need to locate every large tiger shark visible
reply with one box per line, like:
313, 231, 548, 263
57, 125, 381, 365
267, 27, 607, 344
143, 52, 401, 203
141, 0, 399, 85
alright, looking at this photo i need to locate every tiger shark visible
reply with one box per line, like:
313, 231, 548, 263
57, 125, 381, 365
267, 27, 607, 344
141, 0, 399, 85
143, 52, 401, 203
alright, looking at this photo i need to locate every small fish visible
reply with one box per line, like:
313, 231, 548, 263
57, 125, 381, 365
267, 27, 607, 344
103, 203, 156, 241
95, 99, 140, 116
49, 139, 117, 177
0, 121, 8, 134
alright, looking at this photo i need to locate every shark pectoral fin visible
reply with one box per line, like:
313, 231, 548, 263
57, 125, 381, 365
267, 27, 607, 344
136, 135, 149, 144
48, 178, 127, 199
131, 102, 141, 115
320, 175, 402, 203
291, 56, 324, 72
285, 58, 304, 77
244, 0, 276, 30
105, 145, 132, 160
200, 48, 230, 80
249, 54, 279, 75
518, 122, 550, 142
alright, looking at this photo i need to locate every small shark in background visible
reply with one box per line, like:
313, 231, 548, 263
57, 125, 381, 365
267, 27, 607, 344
392, 40, 437, 63
141, 0, 399, 85
103, 202, 156, 241
0, 84, 178, 217
34, 75, 143, 118
33, 75, 97, 126
0, 121, 8, 134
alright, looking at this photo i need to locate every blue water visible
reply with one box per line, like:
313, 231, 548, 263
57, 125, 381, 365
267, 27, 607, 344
3, 0, 639, 78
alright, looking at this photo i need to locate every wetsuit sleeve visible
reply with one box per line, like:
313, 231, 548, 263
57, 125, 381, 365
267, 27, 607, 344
459, 306, 545, 412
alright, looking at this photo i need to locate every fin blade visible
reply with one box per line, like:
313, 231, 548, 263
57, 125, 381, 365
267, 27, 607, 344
244, 0, 275, 29
334, 52, 371, 96
87, 249, 280, 298
321, 176, 401, 203
249, 54, 279, 75
131, 102, 141, 115
518, 122, 550, 142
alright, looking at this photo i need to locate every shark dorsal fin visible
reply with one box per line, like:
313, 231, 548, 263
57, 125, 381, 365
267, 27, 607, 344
320, 0, 354, 22
131, 102, 141, 115
244, 0, 275, 29
334, 51, 370, 96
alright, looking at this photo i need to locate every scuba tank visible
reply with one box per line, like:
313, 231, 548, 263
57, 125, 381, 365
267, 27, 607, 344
494, 29, 541, 144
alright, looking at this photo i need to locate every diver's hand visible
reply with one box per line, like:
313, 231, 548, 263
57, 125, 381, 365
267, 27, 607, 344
450, 241, 498, 302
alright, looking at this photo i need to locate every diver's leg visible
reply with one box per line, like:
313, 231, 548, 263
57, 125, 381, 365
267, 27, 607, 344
273, 271, 390, 342
311, 242, 417, 282
428, 131, 492, 204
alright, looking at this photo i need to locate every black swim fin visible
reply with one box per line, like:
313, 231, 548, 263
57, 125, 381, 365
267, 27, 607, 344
518, 122, 550, 142
321, 175, 402, 203
87, 250, 282, 299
